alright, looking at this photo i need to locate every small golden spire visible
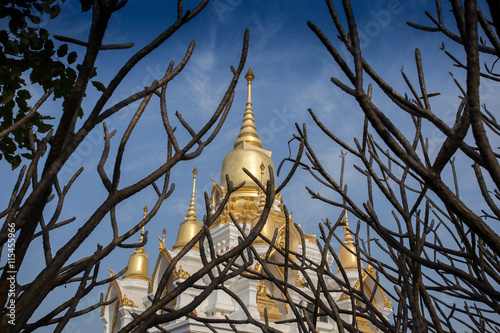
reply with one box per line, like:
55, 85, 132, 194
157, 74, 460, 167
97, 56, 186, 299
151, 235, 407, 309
158, 228, 167, 249
173, 167, 202, 250
186, 167, 198, 221
138, 205, 148, 243
138, 205, 148, 244
343, 210, 353, 243
139, 228, 145, 244
234, 67, 263, 149
124, 208, 150, 280
338, 210, 361, 271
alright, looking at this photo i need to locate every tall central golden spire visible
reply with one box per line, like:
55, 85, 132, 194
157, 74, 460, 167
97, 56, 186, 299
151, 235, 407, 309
220, 67, 274, 190
234, 68, 263, 149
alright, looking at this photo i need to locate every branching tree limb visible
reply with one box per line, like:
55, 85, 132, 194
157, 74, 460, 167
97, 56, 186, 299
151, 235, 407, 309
0, 1, 251, 331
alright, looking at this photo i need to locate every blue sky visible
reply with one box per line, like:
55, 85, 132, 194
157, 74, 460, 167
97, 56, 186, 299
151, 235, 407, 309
2, 0, 499, 331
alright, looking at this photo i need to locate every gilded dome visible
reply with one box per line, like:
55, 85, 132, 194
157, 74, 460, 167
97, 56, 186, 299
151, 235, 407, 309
220, 143, 274, 189
123, 247, 149, 281
173, 220, 202, 250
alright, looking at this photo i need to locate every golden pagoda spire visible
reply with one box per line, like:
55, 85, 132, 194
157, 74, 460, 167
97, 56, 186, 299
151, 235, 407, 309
338, 210, 361, 271
139, 205, 147, 244
234, 67, 263, 149
124, 206, 149, 280
219, 67, 274, 190
186, 167, 198, 221
343, 210, 354, 244
173, 167, 202, 250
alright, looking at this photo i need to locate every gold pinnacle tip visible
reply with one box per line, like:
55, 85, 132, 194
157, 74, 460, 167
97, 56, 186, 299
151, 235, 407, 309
245, 67, 255, 81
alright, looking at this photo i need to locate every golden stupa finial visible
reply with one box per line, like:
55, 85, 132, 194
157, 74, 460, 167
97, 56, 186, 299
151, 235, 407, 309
138, 205, 148, 244
158, 227, 167, 249
123, 212, 149, 280
137, 205, 148, 244
337, 209, 361, 271
245, 67, 255, 81
173, 167, 202, 250
234, 67, 263, 149
139, 226, 145, 244
343, 209, 353, 244
185, 167, 198, 221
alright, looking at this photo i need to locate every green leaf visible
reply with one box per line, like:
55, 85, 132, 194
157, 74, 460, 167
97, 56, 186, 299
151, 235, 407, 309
92, 80, 106, 92
1, 89, 15, 104
66, 67, 77, 81
29, 15, 41, 25
79, 0, 93, 12
36, 121, 53, 133
46, 4, 61, 19
0, 0, 78, 168
17, 89, 31, 100
128, 311, 139, 319
57, 44, 68, 57
67, 51, 77, 64
40, 28, 49, 40
8, 155, 21, 170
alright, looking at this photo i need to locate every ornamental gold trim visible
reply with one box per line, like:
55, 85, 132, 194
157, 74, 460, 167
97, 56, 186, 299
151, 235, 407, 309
176, 265, 191, 280
121, 294, 137, 308
123, 273, 149, 281
256, 280, 283, 322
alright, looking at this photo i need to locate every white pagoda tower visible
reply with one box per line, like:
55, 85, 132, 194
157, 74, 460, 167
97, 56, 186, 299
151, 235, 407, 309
101, 69, 392, 333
